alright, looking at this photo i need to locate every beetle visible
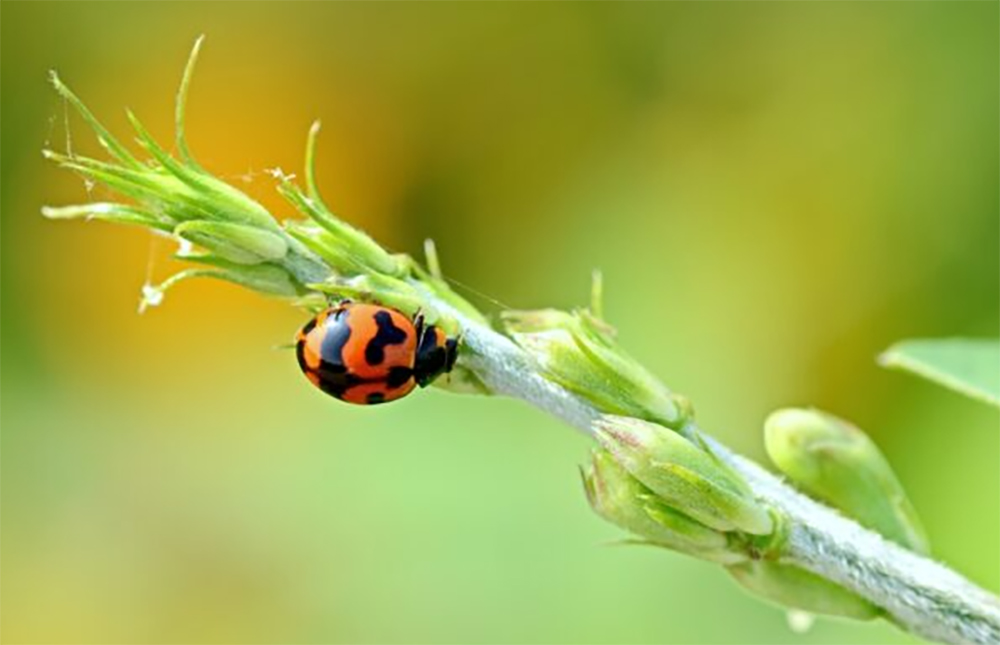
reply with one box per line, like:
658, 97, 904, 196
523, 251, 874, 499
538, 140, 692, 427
295, 302, 459, 405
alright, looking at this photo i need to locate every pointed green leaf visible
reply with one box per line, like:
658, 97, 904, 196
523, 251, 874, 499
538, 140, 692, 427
41, 203, 173, 233
48, 70, 142, 169
175, 35, 205, 169
879, 338, 999, 407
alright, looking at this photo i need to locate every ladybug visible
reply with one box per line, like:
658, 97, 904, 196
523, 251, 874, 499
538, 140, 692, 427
295, 302, 459, 405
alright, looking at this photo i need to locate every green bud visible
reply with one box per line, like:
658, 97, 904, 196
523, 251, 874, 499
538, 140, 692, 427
727, 561, 879, 620
277, 181, 402, 276
50, 61, 281, 235
503, 309, 689, 429
285, 220, 371, 276
43, 145, 279, 235
174, 221, 288, 265
125, 108, 281, 232
583, 449, 746, 564
594, 415, 773, 535
764, 408, 929, 554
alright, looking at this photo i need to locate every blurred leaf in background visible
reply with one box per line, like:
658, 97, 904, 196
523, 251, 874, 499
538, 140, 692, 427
2, 2, 996, 644
880, 339, 1000, 407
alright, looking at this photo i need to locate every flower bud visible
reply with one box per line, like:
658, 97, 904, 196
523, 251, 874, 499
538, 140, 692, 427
277, 182, 402, 276
764, 408, 929, 554
594, 415, 773, 535
174, 221, 288, 265
583, 449, 746, 564
282, 221, 370, 274
503, 309, 690, 429
125, 108, 282, 233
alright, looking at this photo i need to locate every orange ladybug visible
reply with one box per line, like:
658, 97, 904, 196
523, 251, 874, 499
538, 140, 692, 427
295, 302, 459, 405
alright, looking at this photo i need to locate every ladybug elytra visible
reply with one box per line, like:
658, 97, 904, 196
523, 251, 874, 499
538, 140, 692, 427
295, 302, 459, 405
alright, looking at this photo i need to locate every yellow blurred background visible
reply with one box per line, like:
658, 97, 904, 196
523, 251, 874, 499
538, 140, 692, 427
2, 3, 997, 643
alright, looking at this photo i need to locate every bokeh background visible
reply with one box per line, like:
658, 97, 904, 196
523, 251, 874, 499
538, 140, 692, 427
2, 2, 997, 643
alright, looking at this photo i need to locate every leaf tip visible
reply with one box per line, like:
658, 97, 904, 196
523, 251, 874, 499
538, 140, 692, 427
48, 69, 64, 91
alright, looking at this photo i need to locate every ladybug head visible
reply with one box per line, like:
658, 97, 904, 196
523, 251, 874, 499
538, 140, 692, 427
413, 325, 459, 387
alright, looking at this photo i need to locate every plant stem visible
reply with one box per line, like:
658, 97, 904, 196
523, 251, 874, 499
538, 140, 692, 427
445, 305, 1000, 645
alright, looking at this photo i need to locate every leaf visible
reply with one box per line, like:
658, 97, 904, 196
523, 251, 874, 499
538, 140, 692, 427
879, 339, 1000, 407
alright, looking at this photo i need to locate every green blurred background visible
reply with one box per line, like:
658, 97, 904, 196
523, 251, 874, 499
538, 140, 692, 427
2, 2, 997, 643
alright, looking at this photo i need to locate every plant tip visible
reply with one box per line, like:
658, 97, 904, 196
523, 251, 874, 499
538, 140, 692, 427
590, 269, 604, 319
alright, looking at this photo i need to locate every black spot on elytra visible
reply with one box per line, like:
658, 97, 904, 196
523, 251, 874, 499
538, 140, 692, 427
366, 392, 386, 405
386, 366, 413, 388
316, 373, 353, 399
300, 315, 318, 336
295, 340, 309, 373
295, 315, 322, 373
365, 310, 408, 366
